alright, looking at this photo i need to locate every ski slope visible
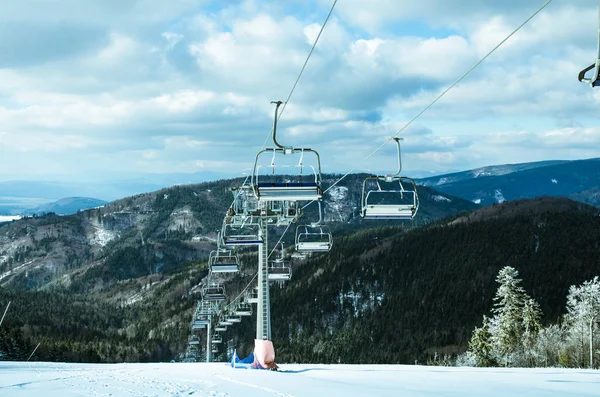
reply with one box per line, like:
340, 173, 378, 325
0, 362, 598, 396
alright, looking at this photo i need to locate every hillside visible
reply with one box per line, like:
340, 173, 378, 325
2, 195, 598, 364
260, 197, 600, 364
0, 174, 477, 363
417, 157, 600, 207
0, 174, 477, 293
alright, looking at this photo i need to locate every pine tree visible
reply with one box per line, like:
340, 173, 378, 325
521, 297, 542, 366
484, 266, 544, 367
491, 266, 527, 364
564, 276, 600, 368
468, 315, 496, 366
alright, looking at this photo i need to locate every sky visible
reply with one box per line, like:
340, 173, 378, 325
1, 0, 600, 183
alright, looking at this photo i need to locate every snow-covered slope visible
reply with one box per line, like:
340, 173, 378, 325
0, 362, 597, 397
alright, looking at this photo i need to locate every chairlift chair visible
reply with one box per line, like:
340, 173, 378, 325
209, 242, 240, 273
234, 302, 253, 316
191, 323, 206, 331
226, 315, 242, 323
579, 3, 600, 87
268, 243, 293, 281
202, 282, 226, 301
189, 336, 200, 345
246, 287, 259, 304
295, 224, 333, 252
229, 185, 261, 217
252, 101, 324, 202
215, 325, 227, 332
212, 334, 223, 344
361, 137, 419, 220
197, 301, 216, 316
221, 218, 262, 246
295, 200, 333, 252
193, 318, 210, 326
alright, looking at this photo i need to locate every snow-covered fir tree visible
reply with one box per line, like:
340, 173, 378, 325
468, 315, 495, 367
564, 276, 600, 368
469, 266, 543, 367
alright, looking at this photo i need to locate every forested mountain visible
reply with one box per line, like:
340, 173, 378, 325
0, 174, 477, 292
251, 198, 600, 364
417, 157, 600, 207
1, 175, 599, 364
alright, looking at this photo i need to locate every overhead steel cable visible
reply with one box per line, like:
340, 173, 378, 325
222, 0, 340, 294
301, 0, 555, 210
271, 0, 555, 257
228, 0, 339, 208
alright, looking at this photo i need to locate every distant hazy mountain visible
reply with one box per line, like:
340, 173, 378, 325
24, 197, 108, 216
0, 171, 235, 214
417, 158, 600, 206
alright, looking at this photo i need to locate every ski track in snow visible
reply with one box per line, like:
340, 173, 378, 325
214, 374, 293, 397
1, 362, 599, 397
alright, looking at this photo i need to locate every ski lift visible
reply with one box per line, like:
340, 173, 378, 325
246, 287, 259, 304
212, 334, 223, 344
226, 315, 242, 323
218, 319, 233, 326
192, 322, 206, 331
197, 301, 216, 316
215, 325, 227, 332
189, 336, 200, 345
193, 318, 210, 326
295, 200, 332, 252
579, 3, 600, 87
228, 185, 261, 217
221, 217, 262, 246
234, 302, 253, 316
361, 138, 419, 220
268, 243, 292, 281
202, 282, 226, 301
212, 347, 219, 354
252, 101, 323, 202
209, 234, 240, 273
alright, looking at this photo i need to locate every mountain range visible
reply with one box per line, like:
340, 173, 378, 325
417, 157, 600, 207
1, 157, 600, 364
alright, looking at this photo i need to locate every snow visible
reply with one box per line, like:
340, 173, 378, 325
551, 179, 558, 184
90, 228, 116, 247
0, 215, 21, 222
432, 194, 451, 203
326, 186, 348, 222
473, 198, 482, 204
494, 189, 506, 204
0, 362, 597, 397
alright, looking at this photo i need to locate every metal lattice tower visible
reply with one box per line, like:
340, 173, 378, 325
256, 219, 271, 340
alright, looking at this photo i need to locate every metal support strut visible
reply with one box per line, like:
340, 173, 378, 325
206, 317, 212, 363
256, 219, 271, 340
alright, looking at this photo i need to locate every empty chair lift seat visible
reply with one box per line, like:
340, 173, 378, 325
203, 285, 226, 301
268, 271, 291, 281
362, 203, 416, 220
191, 323, 206, 330
256, 181, 323, 202
226, 315, 242, 323
295, 224, 332, 252
234, 305, 253, 316
211, 260, 239, 273
268, 262, 292, 281
247, 289, 259, 304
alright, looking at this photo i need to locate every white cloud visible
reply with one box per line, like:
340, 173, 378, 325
0, 0, 599, 184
